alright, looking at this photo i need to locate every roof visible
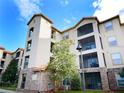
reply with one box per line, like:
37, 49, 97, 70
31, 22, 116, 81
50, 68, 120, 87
99, 15, 120, 24
51, 26, 62, 33
27, 13, 124, 34
4, 50, 12, 55
27, 13, 53, 25
0, 46, 5, 50
62, 16, 99, 33
61, 15, 124, 33
12, 48, 24, 54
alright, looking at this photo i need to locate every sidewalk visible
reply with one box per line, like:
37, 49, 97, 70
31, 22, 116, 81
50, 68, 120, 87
0, 89, 22, 93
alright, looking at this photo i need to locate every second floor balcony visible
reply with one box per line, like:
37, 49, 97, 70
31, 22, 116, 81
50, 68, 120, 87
78, 36, 96, 51
79, 52, 99, 68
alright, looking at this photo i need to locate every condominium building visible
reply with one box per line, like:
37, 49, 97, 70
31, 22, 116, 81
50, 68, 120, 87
17, 14, 124, 92
12, 48, 24, 71
0, 47, 13, 74
0, 47, 24, 79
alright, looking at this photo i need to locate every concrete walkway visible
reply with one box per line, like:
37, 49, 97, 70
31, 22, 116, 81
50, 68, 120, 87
0, 89, 22, 93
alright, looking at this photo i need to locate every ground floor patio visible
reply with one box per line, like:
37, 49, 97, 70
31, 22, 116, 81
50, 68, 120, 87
17, 67, 124, 93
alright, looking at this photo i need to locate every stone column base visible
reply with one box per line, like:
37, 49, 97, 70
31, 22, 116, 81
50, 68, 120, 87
100, 68, 110, 91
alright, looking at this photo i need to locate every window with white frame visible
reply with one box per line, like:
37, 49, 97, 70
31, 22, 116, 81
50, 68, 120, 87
111, 53, 121, 65
23, 56, 29, 69
115, 74, 124, 87
63, 32, 69, 39
29, 27, 34, 37
104, 21, 113, 31
26, 40, 32, 51
32, 73, 37, 80
108, 36, 117, 46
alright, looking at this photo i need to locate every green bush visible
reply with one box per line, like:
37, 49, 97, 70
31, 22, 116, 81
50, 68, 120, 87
70, 75, 81, 90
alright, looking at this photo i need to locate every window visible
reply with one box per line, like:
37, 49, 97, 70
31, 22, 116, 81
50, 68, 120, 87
29, 27, 34, 37
21, 74, 27, 89
51, 32, 56, 39
79, 36, 96, 51
100, 37, 103, 49
115, 74, 124, 87
103, 53, 106, 67
16, 51, 20, 58
0, 61, 4, 68
108, 36, 117, 46
112, 53, 121, 64
63, 32, 69, 39
23, 56, 29, 69
104, 21, 113, 31
2, 53, 6, 59
77, 23, 93, 37
32, 73, 37, 80
79, 52, 99, 68
26, 40, 32, 51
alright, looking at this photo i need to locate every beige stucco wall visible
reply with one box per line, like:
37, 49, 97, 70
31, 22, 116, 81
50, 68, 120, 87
99, 18, 124, 68
0, 49, 13, 73
64, 19, 105, 69
21, 16, 52, 69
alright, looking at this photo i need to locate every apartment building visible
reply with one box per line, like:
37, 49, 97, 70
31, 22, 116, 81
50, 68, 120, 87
12, 48, 24, 71
0, 47, 24, 79
17, 14, 124, 92
0, 47, 13, 75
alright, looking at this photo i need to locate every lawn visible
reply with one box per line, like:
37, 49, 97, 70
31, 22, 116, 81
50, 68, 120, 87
57, 90, 124, 93
57, 90, 104, 93
0, 86, 16, 91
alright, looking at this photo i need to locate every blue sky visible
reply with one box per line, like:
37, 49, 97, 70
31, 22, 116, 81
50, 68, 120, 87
0, 0, 124, 51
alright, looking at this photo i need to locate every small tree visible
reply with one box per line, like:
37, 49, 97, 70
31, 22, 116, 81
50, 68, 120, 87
70, 74, 81, 90
1, 59, 18, 84
48, 40, 77, 92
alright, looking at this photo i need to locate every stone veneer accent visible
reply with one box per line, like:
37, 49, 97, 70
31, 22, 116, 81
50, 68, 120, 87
108, 67, 124, 90
100, 68, 110, 91
17, 68, 52, 93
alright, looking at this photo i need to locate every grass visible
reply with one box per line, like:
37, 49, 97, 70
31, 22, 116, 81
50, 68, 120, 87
0, 86, 16, 91
57, 90, 124, 93
57, 90, 104, 93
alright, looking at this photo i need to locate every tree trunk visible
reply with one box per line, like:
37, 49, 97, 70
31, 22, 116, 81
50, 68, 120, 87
54, 81, 60, 92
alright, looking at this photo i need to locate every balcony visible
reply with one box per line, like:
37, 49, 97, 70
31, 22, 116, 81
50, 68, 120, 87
83, 72, 102, 89
79, 52, 99, 68
79, 36, 96, 51
0, 61, 4, 68
77, 23, 93, 37
15, 51, 20, 58
0, 69, 2, 74
2, 53, 6, 59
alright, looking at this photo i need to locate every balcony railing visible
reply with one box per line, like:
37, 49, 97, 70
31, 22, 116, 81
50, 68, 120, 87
83, 58, 99, 68
81, 42, 96, 51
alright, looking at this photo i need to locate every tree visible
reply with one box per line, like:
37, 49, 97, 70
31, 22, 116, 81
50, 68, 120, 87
48, 39, 77, 91
1, 59, 18, 84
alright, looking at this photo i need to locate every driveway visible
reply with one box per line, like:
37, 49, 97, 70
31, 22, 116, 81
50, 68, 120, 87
0, 89, 22, 93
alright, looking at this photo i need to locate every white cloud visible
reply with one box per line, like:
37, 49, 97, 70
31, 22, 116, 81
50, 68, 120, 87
14, 0, 43, 21
64, 18, 71, 24
93, 0, 124, 21
61, 16, 78, 30
60, 0, 69, 7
